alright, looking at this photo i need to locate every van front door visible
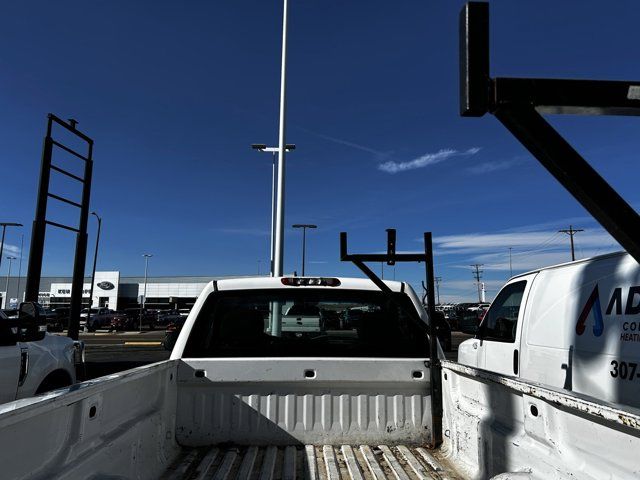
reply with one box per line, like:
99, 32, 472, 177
478, 275, 535, 376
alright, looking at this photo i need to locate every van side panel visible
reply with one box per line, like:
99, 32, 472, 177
522, 253, 640, 408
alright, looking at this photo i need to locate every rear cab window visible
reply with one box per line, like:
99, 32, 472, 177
183, 288, 429, 358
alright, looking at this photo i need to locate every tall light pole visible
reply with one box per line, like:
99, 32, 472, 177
4, 256, 16, 309
292, 224, 316, 276
251, 144, 296, 276
273, 0, 291, 278
86, 212, 102, 330
140, 254, 153, 333
16, 234, 24, 302
0, 222, 22, 272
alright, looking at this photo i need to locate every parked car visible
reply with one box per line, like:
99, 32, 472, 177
156, 309, 185, 327
80, 307, 114, 332
44, 307, 70, 332
122, 308, 157, 330
433, 310, 452, 351
162, 316, 187, 350
455, 308, 483, 334
108, 311, 131, 332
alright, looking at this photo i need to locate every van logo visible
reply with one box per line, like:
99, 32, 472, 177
576, 285, 604, 337
97, 281, 115, 290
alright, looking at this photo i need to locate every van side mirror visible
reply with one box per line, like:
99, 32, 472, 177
18, 302, 47, 342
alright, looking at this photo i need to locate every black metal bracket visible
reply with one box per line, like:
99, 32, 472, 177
340, 229, 442, 447
460, 2, 640, 263
24, 114, 94, 340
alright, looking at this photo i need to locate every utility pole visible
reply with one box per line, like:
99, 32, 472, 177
471, 264, 484, 303
292, 224, 316, 276
559, 225, 584, 261
434, 276, 442, 305
508, 247, 513, 277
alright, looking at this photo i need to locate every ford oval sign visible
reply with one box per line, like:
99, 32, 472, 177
97, 281, 115, 290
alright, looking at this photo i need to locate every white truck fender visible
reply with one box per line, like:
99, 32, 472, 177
16, 333, 77, 398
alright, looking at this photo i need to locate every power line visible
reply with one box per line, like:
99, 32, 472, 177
558, 225, 584, 261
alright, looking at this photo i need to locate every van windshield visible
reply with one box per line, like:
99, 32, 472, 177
183, 289, 429, 358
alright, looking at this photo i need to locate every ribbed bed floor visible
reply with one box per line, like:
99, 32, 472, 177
162, 444, 458, 480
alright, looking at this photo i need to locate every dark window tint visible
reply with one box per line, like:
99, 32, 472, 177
481, 281, 526, 343
183, 289, 429, 358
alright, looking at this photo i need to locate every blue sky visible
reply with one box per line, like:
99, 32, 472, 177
1, 1, 639, 302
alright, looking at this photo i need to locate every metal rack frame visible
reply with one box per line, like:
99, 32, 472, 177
460, 2, 640, 263
340, 229, 442, 447
24, 114, 94, 340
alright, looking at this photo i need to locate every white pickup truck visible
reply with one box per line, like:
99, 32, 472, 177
0, 276, 637, 479
0, 303, 82, 405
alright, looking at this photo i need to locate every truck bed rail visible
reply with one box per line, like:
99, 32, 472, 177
441, 360, 640, 431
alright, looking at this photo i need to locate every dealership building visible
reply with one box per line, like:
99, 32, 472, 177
0, 271, 247, 310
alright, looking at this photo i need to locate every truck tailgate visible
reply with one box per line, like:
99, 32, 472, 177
163, 444, 456, 480
176, 358, 433, 446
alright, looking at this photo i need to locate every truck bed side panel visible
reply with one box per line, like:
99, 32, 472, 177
0, 360, 181, 480
441, 360, 640, 480
176, 358, 432, 446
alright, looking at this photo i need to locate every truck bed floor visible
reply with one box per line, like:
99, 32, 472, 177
162, 444, 458, 480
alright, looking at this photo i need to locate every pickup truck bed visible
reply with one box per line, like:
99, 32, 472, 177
2, 357, 639, 479
163, 444, 455, 480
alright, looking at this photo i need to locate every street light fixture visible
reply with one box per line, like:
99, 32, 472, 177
4, 256, 17, 309
86, 212, 102, 330
292, 224, 317, 276
0, 223, 22, 272
251, 144, 295, 277
140, 254, 153, 333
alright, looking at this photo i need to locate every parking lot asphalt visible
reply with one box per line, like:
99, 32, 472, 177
56, 329, 472, 380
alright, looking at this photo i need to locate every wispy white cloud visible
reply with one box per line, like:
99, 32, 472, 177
434, 226, 620, 272
466, 158, 522, 175
378, 147, 481, 174
295, 126, 388, 157
0, 243, 21, 257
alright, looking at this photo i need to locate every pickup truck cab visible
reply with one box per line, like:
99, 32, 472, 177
0, 302, 81, 404
459, 251, 640, 409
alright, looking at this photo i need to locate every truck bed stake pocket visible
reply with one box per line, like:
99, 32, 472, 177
194, 370, 206, 378
412, 370, 424, 379
304, 369, 316, 379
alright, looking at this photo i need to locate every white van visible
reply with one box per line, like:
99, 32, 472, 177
458, 251, 640, 409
